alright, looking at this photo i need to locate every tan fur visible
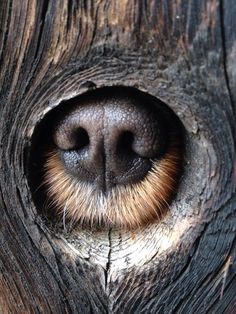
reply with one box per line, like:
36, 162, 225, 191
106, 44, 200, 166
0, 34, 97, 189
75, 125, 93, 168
43, 133, 181, 229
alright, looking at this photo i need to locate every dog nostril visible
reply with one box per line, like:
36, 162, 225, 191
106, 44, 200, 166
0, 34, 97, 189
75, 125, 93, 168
69, 127, 89, 151
53, 125, 90, 151
117, 131, 134, 155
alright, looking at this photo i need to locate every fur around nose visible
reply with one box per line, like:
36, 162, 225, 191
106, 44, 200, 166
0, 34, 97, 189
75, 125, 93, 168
53, 91, 168, 191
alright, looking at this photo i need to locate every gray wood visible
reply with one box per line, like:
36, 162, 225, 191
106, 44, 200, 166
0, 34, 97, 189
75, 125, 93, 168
0, 1, 235, 313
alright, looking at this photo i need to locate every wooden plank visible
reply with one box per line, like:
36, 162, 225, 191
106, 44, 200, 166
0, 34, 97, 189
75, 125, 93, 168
0, 1, 235, 312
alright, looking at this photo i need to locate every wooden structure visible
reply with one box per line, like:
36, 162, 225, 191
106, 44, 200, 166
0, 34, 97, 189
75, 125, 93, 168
0, 1, 236, 312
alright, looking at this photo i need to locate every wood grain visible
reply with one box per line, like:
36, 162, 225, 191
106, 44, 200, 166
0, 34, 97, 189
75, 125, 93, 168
0, 0, 235, 313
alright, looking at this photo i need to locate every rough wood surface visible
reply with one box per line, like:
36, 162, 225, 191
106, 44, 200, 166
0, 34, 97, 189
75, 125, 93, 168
0, 1, 236, 313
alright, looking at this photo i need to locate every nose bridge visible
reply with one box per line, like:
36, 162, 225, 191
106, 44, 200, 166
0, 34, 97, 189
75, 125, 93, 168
78, 104, 104, 132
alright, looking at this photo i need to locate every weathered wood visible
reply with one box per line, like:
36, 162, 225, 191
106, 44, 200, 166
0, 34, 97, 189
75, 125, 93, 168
0, 0, 236, 313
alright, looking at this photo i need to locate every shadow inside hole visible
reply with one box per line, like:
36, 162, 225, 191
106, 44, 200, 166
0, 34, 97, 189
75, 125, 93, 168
71, 127, 90, 150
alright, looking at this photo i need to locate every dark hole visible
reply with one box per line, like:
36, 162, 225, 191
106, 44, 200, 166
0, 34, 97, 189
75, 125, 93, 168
27, 86, 185, 230
117, 131, 135, 155
71, 127, 89, 151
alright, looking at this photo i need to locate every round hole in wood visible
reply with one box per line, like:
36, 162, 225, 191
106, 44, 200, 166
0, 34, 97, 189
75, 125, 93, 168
28, 86, 184, 230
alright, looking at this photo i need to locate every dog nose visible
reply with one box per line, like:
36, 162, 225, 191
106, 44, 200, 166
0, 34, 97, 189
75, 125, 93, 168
53, 92, 168, 191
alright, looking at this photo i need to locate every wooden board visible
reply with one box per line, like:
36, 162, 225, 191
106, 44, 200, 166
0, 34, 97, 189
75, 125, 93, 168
0, 1, 235, 313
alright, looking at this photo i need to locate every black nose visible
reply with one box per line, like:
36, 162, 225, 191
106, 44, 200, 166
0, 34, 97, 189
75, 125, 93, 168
53, 91, 168, 191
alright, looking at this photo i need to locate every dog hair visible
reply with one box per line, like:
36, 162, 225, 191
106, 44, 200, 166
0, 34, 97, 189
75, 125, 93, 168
43, 131, 181, 229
